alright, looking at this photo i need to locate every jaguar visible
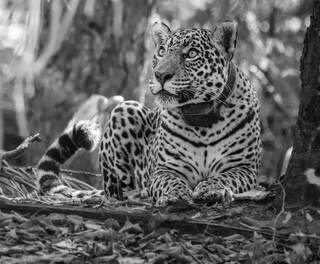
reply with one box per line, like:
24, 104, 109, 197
37, 20, 262, 206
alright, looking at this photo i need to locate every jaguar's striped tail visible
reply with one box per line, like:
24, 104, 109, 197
37, 120, 101, 194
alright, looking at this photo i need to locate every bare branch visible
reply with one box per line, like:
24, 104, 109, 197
0, 133, 41, 162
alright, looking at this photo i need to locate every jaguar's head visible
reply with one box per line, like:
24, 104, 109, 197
149, 21, 237, 109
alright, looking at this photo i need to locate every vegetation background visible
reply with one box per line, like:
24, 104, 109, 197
0, 0, 313, 186
1, 1, 320, 263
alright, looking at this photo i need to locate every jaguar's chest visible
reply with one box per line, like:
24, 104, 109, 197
149, 103, 253, 186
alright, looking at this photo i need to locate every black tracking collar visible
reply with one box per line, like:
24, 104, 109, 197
179, 62, 236, 127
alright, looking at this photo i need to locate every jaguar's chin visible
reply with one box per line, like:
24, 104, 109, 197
153, 89, 179, 107
155, 96, 178, 108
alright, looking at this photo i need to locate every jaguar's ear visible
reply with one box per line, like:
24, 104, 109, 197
151, 21, 171, 47
212, 21, 238, 60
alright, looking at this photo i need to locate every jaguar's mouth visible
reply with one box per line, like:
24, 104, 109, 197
154, 89, 178, 98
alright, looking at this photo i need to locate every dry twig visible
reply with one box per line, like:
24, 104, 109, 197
0, 133, 41, 164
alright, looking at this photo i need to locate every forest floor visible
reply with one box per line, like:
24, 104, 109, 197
0, 185, 319, 264
0, 135, 319, 263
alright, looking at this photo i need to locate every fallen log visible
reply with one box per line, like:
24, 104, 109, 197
0, 196, 288, 241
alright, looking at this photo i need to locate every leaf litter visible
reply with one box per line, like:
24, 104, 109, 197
0, 162, 319, 263
0, 197, 320, 263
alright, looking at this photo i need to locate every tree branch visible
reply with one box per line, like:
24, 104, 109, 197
0, 134, 41, 164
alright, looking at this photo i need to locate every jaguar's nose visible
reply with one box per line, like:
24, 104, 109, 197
154, 71, 174, 87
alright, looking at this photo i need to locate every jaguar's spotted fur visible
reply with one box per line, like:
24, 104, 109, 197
37, 21, 261, 206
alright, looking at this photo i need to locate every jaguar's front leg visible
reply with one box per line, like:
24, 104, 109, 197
149, 170, 193, 206
193, 167, 257, 204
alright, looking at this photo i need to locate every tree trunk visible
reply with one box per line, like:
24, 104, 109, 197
27, 0, 154, 171
284, 0, 320, 207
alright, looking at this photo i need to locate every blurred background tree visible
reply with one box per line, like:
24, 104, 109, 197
0, 0, 313, 184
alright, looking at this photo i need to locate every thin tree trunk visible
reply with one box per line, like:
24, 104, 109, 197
0, 102, 3, 150
284, 0, 320, 207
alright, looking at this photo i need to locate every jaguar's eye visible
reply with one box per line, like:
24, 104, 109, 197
157, 46, 166, 57
187, 48, 199, 59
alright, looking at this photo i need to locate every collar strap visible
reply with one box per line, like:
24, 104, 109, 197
219, 62, 236, 108
180, 62, 236, 127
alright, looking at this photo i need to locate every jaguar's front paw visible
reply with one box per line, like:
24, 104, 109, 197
155, 190, 192, 207
193, 181, 234, 204
156, 194, 179, 207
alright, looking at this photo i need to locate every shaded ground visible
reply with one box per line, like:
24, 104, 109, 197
0, 147, 319, 263
0, 188, 319, 264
